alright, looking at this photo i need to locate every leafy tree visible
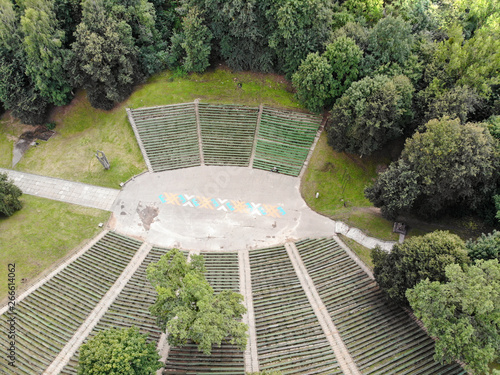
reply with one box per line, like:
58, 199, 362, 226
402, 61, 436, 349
323, 36, 363, 99
341, 0, 383, 23
267, 0, 334, 77
0, 0, 50, 124
68, 0, 142, 109
77, 327, 162, 375
365, 160, 420, 220
21, 0, 72, 106
372, 230, 470, 305
367, 117, 500, 218
147, 249, 247, 355
330, 21, 369, 51
421, 85, 481, 124
0, 173, 22, 217
327, 74, 414, 156
407, 260, 500, 374
466, 231, 500, 262
363, 16, 414, 75
291, 53, 333, 113
179, 7, 212, 73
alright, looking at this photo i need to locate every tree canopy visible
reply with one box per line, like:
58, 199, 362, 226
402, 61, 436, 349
327, 74, 414, 156
77, 327, 162, 375
407, 260, 500, 374
466, 231, 500, 262
147, 249, 247, 355
366, 117, 500, 218
372, 230, 470, 305
0, 173, 22, 217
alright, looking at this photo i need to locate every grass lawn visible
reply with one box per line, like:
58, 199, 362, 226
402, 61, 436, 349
0, 195, 109, 303
339, 234, 374, 269
0, 67, 300, 188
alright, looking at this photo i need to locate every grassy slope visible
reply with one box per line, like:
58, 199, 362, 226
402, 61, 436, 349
0, 68, 299, 188
339, 234, 374, 269
0, 195, 109, 302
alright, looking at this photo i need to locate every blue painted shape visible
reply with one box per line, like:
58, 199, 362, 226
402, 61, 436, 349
258, 206, 267, 215
191, 198, 200, 207
226, 201, 234, 211
211, 198, 220, 208
159, 194, 166, 203
178, 194, 186, 204
246, 202, 253, 211
277, 206, 286, 216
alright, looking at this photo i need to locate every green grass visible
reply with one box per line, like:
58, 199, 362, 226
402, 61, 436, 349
338, 234, 374, 269
0, 195, 109, 302
0, 67, 300, 188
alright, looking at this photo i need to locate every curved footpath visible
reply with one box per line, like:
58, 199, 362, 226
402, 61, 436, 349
0, 167, 395, 251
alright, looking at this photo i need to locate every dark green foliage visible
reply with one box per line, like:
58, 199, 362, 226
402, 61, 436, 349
407, 260, 500, 374
291, 53, 333, 113
363, 16, 414, 75
147, 249, 247, 355
21, 0, 72, 106
367, 117, 500, 218
178, 7, 212, 73
77, 327, 162, 375
364, 160, 419, 220
467, 231, 500, 262
372, 230, 470, 305
0, 173, 23, 217
267, 0, 334, 77
330, 21, 369, 51
327, 74, 414, 156
68, 0, 142, 109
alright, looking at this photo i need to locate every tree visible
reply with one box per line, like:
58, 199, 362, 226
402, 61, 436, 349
367, 117, 500, 218
327, 74, 414, 156
147, 249, 247, 355
372, 231, 470, 305
0, 173, 22, 217
407, 260, 500, 374
0, 0, 49, 124
21, 0, 72, 106
364, 160, 420, 220
466, 231, 500, 262
267, 0, 334, 77
323, 36, 363, 100
341, 0, 383, 23
77, 327, 162, 375
363, 16, 414, 75
68, 0, 142, 109
179, 7, 212, 73
292, 53, 333, 113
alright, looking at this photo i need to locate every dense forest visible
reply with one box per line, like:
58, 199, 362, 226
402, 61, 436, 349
0, 0, 499, 223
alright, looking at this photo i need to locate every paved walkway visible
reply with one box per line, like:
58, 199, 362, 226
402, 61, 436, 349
43, 242, 153, 375
0, 168, 119, 211
286, 242, 361, 375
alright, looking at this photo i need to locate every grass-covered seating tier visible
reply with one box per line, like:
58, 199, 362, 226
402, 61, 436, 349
129, 103, 201, 172
128, 102, 321, 175
58, 245, 173, 375
199, 103, 258, 167
248, 245, 342, 374
0, 232, 142, 375
295, 238, 467, 375
200, 251, 240, 294
252, 107, 321, 176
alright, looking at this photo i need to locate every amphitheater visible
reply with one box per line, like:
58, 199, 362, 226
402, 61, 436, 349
0, 101, 467, 375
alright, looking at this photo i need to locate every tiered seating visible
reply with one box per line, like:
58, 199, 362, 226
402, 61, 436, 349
163, 251, 244, 374
59, 245, 171, 375
201, 251, 240, 293
199, 103, 258, 166
0, 232, 142, 375
295, 238, 467, 375
249, 245, 342, 374
252, 107, 321, 176
130, 103, 201, 171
